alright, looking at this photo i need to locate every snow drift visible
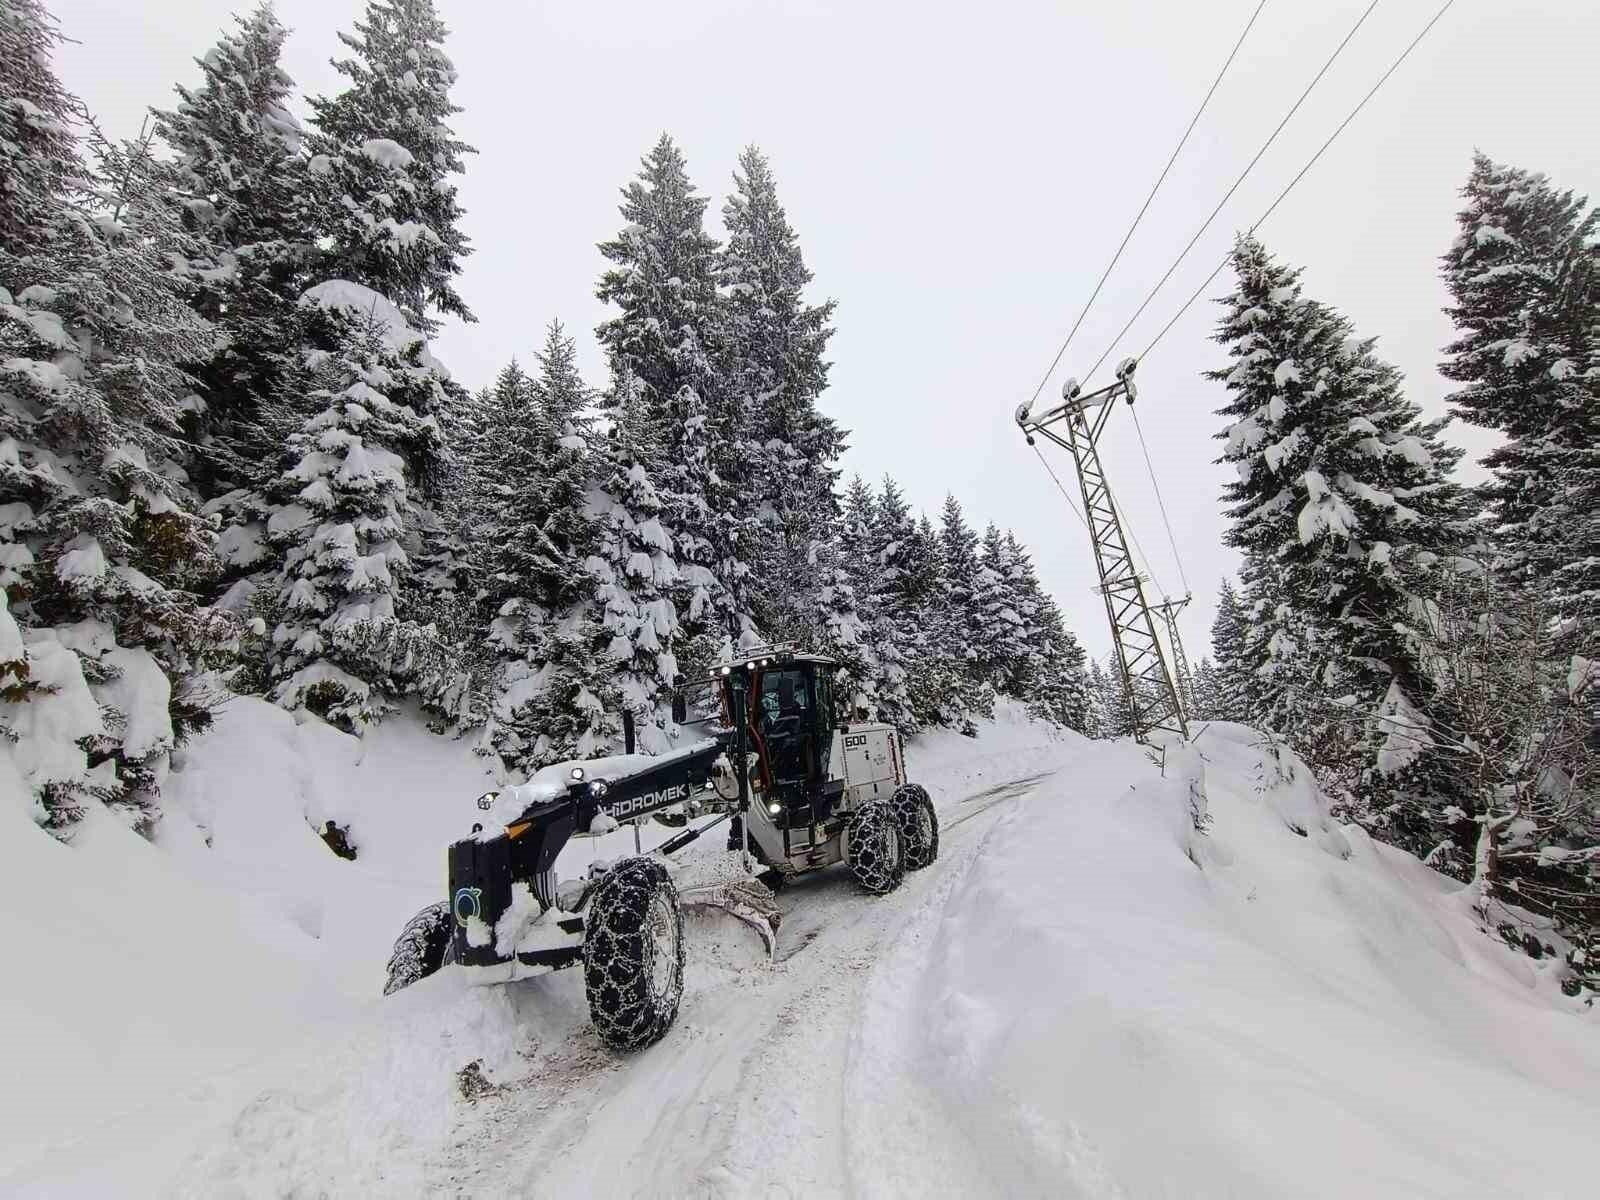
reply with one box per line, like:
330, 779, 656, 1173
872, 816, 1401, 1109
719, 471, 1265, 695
849, 723, 1600, 1198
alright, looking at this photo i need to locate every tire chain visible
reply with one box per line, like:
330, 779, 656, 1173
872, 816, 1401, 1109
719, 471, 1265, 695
844, 801, 905, 894
890, 783, 940, 871
384, 900, 452, 996
582, 857, 685, 1050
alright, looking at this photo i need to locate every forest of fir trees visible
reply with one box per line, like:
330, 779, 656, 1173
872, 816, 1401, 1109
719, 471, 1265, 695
1182, 187, 1599, 995
0, 0, 1091, 846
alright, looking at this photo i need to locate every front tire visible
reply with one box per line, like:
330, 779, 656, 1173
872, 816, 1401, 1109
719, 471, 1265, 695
845, 801, 905, 895
892, 784, 939, 870
582, 857, 685, 1050
384, 900, 454, 996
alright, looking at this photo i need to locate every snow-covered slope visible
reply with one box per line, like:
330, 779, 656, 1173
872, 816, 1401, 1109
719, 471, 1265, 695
3, 706, 1596, 1197
851, 724, 1600, 1197
0, 696, 498, 1189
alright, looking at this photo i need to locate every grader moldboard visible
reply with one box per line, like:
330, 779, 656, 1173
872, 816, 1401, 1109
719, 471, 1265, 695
384, 644, 939, 1049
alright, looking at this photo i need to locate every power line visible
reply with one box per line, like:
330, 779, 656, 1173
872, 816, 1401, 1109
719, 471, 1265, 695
1083, 0, 1381, 385
1137, 0, 1456, 364
1111, 487, 1167, 599
1131, 406, 1191, 594
1030, 441, 1091, 532
1023, 0, 1267, 413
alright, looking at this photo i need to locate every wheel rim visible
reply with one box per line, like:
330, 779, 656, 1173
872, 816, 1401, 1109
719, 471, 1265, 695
644, 890, 680, 1000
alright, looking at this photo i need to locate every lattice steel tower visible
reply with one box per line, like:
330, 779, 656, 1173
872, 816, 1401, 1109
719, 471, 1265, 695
1152, 594, 1195, 720
1017, 359, 1188, 742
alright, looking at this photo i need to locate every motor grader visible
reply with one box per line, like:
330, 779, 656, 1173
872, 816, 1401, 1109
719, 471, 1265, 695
384, 644, 938, 1049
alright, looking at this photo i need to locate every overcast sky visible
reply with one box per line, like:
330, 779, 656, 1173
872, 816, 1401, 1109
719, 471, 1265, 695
49, 0, 1600, 663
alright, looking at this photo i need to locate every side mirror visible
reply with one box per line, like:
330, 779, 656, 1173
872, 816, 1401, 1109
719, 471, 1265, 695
671, 693, 687, 724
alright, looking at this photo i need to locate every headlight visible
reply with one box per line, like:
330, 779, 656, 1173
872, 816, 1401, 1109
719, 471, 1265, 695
570, 766, 585, 782
767, 802, 782, 815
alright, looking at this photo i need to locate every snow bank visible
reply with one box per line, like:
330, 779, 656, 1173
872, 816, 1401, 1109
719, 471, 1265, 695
0, 793, 334, 1189
0, 697, 500, 1191
849, 723, 1600, 1198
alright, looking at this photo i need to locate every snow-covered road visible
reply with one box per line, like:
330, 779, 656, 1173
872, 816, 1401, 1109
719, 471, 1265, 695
10, 707, 1598, 1198
431, 750, 1064, 1198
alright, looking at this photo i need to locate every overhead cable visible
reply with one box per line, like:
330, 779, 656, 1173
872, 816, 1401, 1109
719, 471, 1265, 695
1083, 0, 1382, 383
1023, 0, 1268, 412
1137, 0, 1457, 363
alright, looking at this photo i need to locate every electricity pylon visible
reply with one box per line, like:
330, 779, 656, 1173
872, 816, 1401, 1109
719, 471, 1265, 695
1017, 358, 1188, 742
1152, 594, 1195, 719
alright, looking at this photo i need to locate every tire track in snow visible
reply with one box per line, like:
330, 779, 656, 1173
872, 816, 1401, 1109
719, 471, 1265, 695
840, 783, 1044, 1198
842, 765, 1128, 1199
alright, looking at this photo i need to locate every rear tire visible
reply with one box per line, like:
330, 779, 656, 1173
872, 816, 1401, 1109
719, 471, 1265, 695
582, 857, 685, 1050
845, 801, 905, 895
892, 784, 939, 870
384, 900, 454, 996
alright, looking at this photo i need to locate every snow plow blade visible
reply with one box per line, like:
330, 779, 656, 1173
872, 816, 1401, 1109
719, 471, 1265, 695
678, 879, 782, 960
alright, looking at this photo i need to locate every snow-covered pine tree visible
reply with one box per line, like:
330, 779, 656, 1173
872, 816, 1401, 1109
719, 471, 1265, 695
1440, 153, 1599, 650
471, 359, 537, 629
977, 521, 1028, 692
1208, 576, 1252, 722
995, 531, 1040, 698
938, 494, 984, 672
1554, 444, 1600, 656
234, 0, 473, 730
1378, 552, 1598, 991
451, 358, 534, 744
894, 487, 968, 733
859, 477, 921, 732
586, 362, 682, 752
719, 145, 843, 642
1082, 659, 1107, 737
261, 286, 446, 731
0, 585, 103, 831
304, 0, 474, 333
671, 380, 732, 671
937, 493, 994, 723
831, 475, 890, 719
596, 135, 744, 648
1237, 552, 1321, 736
1190, 657, 1221, 722
475, 324, 617, 772
152, 3, 311, 503
1086, 657, 1131, 739
810, 528, 877, 722
902, 511, 967, 731
1000, 531, 1089, 731
1034, 600, 1091, 733
1210, 234, 1476, 851
1, 84, 225, 834
424, 375, 497, 607
0, 0, 87, 254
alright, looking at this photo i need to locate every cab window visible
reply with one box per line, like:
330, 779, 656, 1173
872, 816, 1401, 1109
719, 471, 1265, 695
760, 669, 810, 727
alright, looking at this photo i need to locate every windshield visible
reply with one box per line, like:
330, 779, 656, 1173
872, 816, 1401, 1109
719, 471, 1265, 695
760, 668, 810, 727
